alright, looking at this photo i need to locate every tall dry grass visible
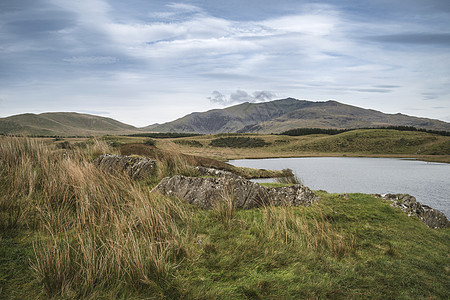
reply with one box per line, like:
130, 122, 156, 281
274, 168, 302, 185
256, 205, 357, 257
0, 137, 191, 297
211, 183, 236, 228
155, 151, 199, 180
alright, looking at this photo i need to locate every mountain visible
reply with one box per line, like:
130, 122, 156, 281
0, 112, 140, 136
2, 99, 449, 136
143, 98, 450, 134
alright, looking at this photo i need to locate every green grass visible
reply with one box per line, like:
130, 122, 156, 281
284, 129, 447, 154
173, 192, 449, 299
155, 129, 450, 163
420, 139, 450, 155
1, 137, 449, 299
0, 231, 39, 299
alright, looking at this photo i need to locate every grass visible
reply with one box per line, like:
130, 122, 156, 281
0, 137, 192, 298
119, 143, 287, 179
285, 129, 441, 154
274, 168, 303, 185
176, 192, 449, 299
152, 129, 450, 163
1, 136, 449, 299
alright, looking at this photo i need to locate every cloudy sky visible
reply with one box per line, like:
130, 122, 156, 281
1, 0, 449, 127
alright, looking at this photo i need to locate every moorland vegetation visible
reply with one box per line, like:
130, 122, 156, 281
0, 136, 449, 299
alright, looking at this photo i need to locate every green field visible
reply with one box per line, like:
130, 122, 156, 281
150, 129, 450, 163
1, 136, 449, 299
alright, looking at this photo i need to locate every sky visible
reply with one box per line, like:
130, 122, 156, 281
1, 0, 450, 127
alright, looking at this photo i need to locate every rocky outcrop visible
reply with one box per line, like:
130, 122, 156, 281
195, 166, 240, 179
378, 194, 450, 228
94, 154, 156, 180
155, 174, 316, 210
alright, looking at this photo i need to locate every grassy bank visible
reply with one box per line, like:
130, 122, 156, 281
1, 137, 448, 299
150, 129, 450, 163
35, 128, 450, 163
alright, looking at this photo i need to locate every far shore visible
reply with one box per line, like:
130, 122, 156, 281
224, 153, 450, 164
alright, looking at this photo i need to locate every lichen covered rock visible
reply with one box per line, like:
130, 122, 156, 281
94, 154, 156, 180
155, 173, 316, 209
379, 193, 450, 228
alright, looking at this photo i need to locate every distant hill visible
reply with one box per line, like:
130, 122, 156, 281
143, 98, 450, 133
2, 99, 449, 136
0, 112, 140, 136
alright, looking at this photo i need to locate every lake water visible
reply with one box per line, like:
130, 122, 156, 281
228, 157, 450, 218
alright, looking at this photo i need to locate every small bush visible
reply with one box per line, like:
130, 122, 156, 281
128, 132, 201, 138
209, 137, 271, 148
174, 140, 203, 147
274, 139, 290, 144
56, 141, 72, 149
144, 138, 156, 146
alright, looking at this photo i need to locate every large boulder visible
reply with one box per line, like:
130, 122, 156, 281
155, 174, 316, 209
379, 194, 449, 228
94, 154, 156, 180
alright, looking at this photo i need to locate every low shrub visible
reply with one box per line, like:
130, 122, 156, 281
144, 138, 156, 146
209, 137, 271, 148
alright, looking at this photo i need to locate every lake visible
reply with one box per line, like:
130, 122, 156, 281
228, 157, 450, 218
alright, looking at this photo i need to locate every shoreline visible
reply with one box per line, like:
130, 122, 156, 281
225, 153, 450, 164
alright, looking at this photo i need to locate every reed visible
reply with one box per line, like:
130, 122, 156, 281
212, 183, 236, 228
0, 137, 191, 297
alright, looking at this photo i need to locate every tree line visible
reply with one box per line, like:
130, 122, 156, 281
279, 126, 450, 137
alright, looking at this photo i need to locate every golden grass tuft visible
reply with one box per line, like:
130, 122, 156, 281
0, 136, 191, 297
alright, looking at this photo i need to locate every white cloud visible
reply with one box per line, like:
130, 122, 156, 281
263, 14, 337, 36
208, 90, 277, 105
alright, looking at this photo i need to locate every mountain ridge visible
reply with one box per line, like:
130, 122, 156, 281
1, 99, 449, 136
143, 98, 450, 134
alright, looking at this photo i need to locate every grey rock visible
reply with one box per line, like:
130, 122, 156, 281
155, 174, 316, 210
380, 193, 450, 228
94, 154, 156, 180
195, 166, 239, 179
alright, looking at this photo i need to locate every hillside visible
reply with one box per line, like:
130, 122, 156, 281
2, 99, 449, 136
0, 112, 140, 136
144, 98, 450, 134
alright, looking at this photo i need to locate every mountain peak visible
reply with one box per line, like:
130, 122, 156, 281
143, 99, 450, 134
